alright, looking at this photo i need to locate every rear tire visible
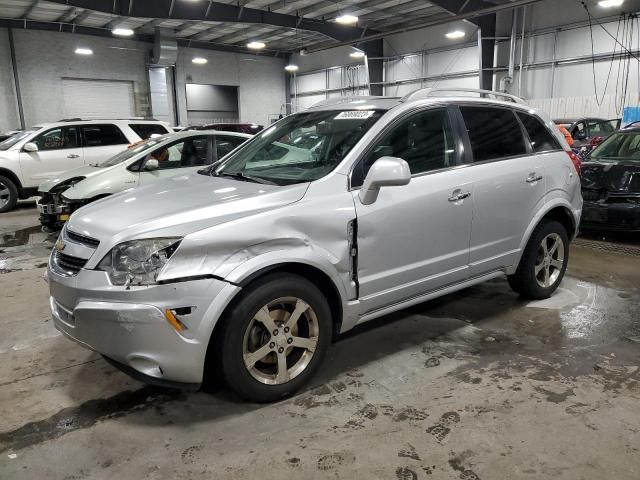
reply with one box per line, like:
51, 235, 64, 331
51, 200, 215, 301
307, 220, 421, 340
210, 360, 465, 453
216, 273, 332, 402
0, 175, 18, 213
508, 220, 569, 300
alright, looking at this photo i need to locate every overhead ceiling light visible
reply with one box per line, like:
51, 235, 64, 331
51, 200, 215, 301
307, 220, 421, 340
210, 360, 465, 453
192, 57, 208, 64
112, 28, 134, 36
598, 0, 624, 6
598, 0, 624, 7
74, 48, 93, 55
350, 50, 366, 58
247, 41, 266, 50
336, 13, 358, 25
335, 14, 358, 25
445, 30, 465, 39
284, 64, 299, 72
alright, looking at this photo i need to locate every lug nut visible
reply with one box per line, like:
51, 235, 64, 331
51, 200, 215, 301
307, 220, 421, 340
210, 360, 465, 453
273, 329, 279, 336
284, 327, 290, 333
269, 342, 275, 349
287, 338, 293, 344
278, 347, 284, 354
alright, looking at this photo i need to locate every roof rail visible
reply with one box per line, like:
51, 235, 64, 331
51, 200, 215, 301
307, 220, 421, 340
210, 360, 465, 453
310, 96, 388, 108
400, 88, 528, 105
57, 117, 160, 122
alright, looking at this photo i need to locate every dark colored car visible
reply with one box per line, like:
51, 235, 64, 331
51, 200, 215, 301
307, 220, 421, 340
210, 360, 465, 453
188, 123, 264, 134
554, 117, 620, 149
0, 129, 23, 143
580, 128, 640, 231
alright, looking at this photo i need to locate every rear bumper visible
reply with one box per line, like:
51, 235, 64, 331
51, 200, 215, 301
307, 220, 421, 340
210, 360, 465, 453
580, 201, 640, 231
48, 266, 241, 385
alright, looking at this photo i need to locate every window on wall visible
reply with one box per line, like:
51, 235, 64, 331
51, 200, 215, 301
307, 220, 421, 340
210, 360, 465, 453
460, 106, 528, 162
33, 127, 80, 151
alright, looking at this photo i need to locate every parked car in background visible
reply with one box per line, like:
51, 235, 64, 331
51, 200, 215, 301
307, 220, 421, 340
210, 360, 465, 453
188, 123, 264, 134
48, 89, 582, 402
580, 127, 640, 231
554, 117, 620, 150
0, 119, 171, 212
38, 130, 250, 230
0, 129, 23, 143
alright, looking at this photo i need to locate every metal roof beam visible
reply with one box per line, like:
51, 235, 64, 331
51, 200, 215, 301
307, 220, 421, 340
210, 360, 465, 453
44, 0, 373, 41
23, 0, 41, 19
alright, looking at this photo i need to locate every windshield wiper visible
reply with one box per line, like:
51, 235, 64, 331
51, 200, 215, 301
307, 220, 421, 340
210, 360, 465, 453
219, 171, 276, 185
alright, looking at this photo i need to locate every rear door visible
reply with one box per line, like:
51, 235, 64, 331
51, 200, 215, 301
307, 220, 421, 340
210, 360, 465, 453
139, 135, 212, 184
18, 126, 83, 186
80, 124, 130, 166
459, 105, 547, 276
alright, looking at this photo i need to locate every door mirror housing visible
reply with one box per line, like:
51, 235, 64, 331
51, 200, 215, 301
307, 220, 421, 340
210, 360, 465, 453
358, 156, 411, 205
145, 158, 159, 171
23, 142, 38, 152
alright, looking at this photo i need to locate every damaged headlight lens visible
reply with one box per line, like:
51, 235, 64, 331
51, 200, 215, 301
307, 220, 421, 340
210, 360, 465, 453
98, 238, 182, 286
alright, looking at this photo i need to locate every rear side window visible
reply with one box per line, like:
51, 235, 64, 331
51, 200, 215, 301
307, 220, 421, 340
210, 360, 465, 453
129, 123, 170, 140
33, 127, 80, 151
215, 135, 247, 160
460, 106, 528, 162
81, 124, 128, 147
517, 113, 561, 152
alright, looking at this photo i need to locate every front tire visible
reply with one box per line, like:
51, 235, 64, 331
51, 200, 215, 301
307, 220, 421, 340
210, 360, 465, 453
508, 220, 569, 300
0, 175, 18, 213
217, 274, 332, 402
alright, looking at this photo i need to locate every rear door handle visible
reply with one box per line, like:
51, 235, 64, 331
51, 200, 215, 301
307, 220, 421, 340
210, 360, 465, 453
67, 154, 80, 159
448, 190, 471, 202
526, 172, 543, 183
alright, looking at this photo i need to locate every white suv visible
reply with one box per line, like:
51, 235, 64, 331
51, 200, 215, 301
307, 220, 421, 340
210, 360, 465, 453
0, 119, 171, 212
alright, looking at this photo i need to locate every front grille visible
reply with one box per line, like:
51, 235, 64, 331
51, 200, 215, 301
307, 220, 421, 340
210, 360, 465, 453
66, 230, 100, 248
582, 189, 605, 202
54, 251, 87, 274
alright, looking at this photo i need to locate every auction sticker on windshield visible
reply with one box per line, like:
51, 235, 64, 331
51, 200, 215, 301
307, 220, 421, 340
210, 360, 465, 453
334, 111, 376, 120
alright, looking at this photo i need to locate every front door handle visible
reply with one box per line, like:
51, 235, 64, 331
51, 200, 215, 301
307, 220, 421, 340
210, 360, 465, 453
526, 172, 543, 183
448, 190, 471, 202
67, 154, 80, 159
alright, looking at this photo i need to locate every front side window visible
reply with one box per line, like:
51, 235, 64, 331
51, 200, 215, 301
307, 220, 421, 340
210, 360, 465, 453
460, 106, 528, 162
81, 124, 129, 147
129, 123, 170, 139
33, 127, 80, 151
210, 110, 384, 185
517, 113, 561, 152
145, 136, 210, 170
352, 109, 456, 187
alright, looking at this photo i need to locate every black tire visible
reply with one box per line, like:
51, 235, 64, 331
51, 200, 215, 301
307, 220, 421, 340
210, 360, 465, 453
216, 273, 332, 402
0, 175, 18, 213
508, 220, 569, 300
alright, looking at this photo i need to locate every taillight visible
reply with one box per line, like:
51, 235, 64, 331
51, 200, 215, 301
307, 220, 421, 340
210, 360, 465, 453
567, 150, 581, 175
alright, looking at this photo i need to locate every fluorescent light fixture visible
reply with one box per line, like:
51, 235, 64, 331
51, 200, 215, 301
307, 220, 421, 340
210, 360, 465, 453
445, 30, 465, 39
192, 57, 208, 64
335, 14, 358, 25
284, 64, 299, 72
112, 28, 134, 36
74, 48, 93, 55
350, 50, 366, 58
598, 0, 624, 7
247, 41, 266, 50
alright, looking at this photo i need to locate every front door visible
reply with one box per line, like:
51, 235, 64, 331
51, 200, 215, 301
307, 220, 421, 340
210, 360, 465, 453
352, 108, 472, 315
139, 135, 212, 184
19, 126, 83, 187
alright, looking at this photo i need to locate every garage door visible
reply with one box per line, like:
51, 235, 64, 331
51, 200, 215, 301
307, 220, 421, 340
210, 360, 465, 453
62, 78, 135, 119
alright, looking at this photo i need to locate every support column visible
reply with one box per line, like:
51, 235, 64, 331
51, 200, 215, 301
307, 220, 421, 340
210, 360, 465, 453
476, 14, 496, 91
362, 39, 383, 96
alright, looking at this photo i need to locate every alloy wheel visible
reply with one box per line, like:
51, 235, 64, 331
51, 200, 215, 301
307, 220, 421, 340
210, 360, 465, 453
242, 296, 319, 385
0, 180, 10, 207
534, 233, 565, 288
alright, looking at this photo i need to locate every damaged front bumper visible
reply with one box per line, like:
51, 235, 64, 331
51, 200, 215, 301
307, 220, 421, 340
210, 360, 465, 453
37, 193, 73, 230
47, 264, 241, 386
581, 200, 640, 231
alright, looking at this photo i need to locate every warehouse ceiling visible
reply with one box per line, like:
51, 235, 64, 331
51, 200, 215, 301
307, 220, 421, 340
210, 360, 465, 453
0, 0, 539, 54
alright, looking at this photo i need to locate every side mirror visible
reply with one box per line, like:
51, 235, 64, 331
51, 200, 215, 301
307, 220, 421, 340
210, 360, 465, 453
358, 156, 411, 205
145, 158, 159, 171
23, 142, 38, 152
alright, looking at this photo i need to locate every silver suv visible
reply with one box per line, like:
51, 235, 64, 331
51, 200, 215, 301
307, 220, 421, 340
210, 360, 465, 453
47, 89, 582, 402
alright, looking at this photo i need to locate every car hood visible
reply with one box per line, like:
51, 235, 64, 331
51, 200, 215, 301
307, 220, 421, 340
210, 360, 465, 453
66, 173, 309, 242
38, 165, 110, 192
581, 160, 640, 193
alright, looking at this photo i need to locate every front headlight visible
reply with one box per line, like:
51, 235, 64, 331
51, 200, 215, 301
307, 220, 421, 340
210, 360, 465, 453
98, 237, 182, 286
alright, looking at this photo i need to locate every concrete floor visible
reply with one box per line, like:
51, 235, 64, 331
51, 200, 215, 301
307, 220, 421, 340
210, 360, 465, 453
1, 202, 639, 480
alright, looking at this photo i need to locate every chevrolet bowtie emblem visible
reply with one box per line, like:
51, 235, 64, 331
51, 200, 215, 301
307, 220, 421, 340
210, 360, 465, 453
55, 239, 66, 252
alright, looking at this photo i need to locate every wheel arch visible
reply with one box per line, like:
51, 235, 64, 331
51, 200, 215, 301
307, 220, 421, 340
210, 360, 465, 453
0, 167, 23, 195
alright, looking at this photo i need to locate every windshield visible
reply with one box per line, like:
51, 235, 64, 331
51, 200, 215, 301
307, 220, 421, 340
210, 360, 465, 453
209, 110, 384, 185
98, 135, 172, 167
590, 132, 640, 162
0, 128, 40, 151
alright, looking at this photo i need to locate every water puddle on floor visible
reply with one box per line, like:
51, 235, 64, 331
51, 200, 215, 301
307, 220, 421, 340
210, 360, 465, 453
0, 226, 54, 248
